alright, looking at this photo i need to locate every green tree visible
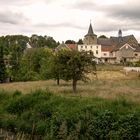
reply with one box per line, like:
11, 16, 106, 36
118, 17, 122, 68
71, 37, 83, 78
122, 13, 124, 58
77, 39, 83, 44
50, 52, 64, 85
30, 35, 58, 48
17, 48, 52, 81
65, 40, 76, 44
54, 50, 96, 93
0, 45, 6, 83
98, 35, 108, 39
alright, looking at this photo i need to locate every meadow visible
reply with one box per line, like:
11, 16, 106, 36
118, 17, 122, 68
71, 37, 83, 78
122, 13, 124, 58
0, 69, 140, 103
1, 66, 140, 139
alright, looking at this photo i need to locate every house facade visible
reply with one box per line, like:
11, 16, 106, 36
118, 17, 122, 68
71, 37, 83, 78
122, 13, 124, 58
56, 23, 140, 64
78, 23, 140, 63
77, 23, 101, 59
78, 44, 101, 58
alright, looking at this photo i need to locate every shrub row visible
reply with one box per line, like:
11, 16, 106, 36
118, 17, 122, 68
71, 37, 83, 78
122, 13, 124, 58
0, 90, 140, 140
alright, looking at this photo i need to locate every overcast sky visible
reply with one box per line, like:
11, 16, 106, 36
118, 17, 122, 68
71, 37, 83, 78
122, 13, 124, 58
0, 0, 140, 42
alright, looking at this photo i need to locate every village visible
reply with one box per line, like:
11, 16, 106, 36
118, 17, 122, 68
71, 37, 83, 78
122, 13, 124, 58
57, 23, 140, 64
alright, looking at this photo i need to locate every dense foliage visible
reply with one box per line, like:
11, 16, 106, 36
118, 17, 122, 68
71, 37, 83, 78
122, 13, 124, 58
51, 50, 96, 93
0, 90, 140, 139
0, 44, 7, 82
0, 35, 58, 82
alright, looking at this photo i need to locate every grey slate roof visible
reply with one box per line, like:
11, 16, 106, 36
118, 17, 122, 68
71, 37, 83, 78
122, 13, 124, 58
134, 45, 140, 52
110, 34, 140, 52
110, 35, 137, 45
112, 41, 128, 51
85, 23, 97, 37
97, 38, 112, 46
55, 42, 70, 51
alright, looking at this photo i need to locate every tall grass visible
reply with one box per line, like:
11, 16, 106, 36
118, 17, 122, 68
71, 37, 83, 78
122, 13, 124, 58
0, 90, 140, 139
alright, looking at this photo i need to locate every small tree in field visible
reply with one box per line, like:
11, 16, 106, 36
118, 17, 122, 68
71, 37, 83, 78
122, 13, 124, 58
53, 50, 96, 93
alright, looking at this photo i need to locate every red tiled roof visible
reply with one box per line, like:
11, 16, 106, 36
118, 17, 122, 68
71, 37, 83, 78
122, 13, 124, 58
66, 44, 77, 50
101, 45, 113, 52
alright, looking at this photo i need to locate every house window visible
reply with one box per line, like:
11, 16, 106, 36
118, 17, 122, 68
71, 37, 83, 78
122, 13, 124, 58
126, 46, 128, 49
96, 46, 98, 49
91, 46, 92, 49
85, 46, 87, 49
105, 58, 108, 62
104, 53, 107, 56
96, 50, 98, 54
135, 53, 138, 56
81, 46, 83, 49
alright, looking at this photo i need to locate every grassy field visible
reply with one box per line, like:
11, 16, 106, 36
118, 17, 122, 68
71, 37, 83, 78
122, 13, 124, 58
0, 70, 140, 103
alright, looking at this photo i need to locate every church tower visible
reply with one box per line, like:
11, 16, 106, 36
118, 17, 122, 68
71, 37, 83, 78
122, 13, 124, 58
83, 23, 97, 45
118, 29, 123, 42
118, 29, 122, 37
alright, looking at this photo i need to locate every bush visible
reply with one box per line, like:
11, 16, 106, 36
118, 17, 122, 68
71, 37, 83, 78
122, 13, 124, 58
1, 90, 140, 139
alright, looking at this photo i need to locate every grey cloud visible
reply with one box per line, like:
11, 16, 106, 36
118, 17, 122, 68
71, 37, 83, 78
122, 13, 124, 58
67, 1, 98, 11
35, 22, 86, 30
96, 19, 140, 32
0, 0, 37, 5
105, 4, 140, 21
0, 11, 29, 25
0, 0, 53, 6
68, 0, 140, 21
70, 1, 140, 32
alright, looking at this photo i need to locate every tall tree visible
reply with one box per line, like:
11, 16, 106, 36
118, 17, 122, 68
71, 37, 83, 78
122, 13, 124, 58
53, 50, 96, 93
0, 44, 6, 83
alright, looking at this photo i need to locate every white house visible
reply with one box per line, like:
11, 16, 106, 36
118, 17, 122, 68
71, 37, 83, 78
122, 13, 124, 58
78, 44, 101, 58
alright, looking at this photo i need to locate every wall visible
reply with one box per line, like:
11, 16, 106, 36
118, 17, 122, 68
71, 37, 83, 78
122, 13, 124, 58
78, 44, 101, 58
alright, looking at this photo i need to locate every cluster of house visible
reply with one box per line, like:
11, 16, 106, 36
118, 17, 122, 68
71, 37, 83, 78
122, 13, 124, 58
57, 23, 140, 64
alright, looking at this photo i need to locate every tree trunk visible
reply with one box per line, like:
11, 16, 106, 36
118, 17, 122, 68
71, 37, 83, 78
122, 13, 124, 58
57, 78, 60, 85
72, 79, 77, 93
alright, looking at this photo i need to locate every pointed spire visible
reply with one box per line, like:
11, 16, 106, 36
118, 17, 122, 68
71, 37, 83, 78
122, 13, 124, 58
85, 22, 96, 37
88, 23, 94, 35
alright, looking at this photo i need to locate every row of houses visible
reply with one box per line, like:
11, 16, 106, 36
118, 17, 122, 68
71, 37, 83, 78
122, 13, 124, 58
57, 23, 140, 64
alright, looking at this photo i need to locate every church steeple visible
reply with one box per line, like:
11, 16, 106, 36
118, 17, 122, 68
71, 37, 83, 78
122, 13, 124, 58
83, 22, 97, 45
87, 23, 94, 36
85, 23, 96, 37
118, 29, 122, 37
118, 29, 123, 43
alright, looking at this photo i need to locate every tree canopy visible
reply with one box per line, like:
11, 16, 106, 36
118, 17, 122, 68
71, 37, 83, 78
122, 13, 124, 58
65, 40, 76, 44
52, 50, 96, 93
98, 35, 108, 39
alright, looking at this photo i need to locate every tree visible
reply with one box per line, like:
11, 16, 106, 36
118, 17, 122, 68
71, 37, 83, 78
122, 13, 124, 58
98, 35, 108, 39
17, 48, 52, 81
50, 51, 65, 85
53, 50, 96, 93
30, 35, 58, 48
0, 45, 6, 83
65, 40, 76, 44
77, 39, 83, 44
